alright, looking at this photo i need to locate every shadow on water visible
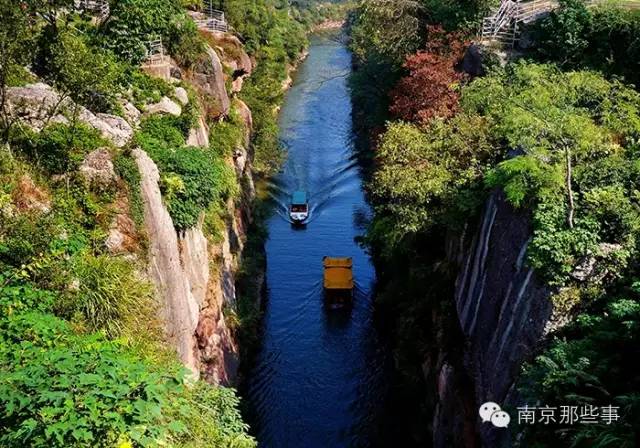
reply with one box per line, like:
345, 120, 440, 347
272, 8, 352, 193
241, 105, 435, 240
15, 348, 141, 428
241, 32, 393, 448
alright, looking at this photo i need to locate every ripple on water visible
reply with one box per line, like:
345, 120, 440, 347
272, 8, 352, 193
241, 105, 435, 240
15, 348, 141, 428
243, 32, 391, 448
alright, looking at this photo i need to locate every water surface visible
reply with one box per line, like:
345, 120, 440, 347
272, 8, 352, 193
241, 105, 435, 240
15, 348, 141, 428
243, 33, 390, 447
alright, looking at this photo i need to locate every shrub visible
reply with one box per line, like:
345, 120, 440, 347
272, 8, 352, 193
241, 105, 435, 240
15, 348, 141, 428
45, 29, 125, 112
208, 106, 246, 157
533, 0, 640, 85
0, 212, 58, 272
136, 116, 238, 230
0, 311, 187, 448
13, 123, 106, 175
154, 146, 237, 229
165, 16, 206, 69
64, 254, 153, 337
101, 0, 180, 64
0, 286, 256, 448
390, 26, 468, 125
534, 0, 592, 67
128, 70, 174, 109
102, 0, 205, 67
114, 151, 145, 227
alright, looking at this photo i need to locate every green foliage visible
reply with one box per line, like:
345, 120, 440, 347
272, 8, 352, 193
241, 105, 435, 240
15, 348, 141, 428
164, 15, 206, 69
0, 212, 59, 272
158, 146, 236, 229
369, 115, 496, 251
101, 0, 181, 64
461, 62, 640, 284
527, 196, 601, 283
0, 0, 37, 133
485, 155, 564, 208
350, 0, 424, 67
0, 310, 182, 447
114, 151, 145, 227
45, 29, 125, 112
224, 0, 311, 174
136, 116, 237, 230
519, 285, 640, 447
61, 254, 153, 337
208, 105, 246, 158
0, 306, 255, 447
534, 0, 593, 67
12, 123, 107, 174
128, 70, 175, 110
533, 0, 640, 86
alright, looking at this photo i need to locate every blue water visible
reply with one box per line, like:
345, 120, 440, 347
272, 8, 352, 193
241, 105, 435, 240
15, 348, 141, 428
243, 33, 390, 447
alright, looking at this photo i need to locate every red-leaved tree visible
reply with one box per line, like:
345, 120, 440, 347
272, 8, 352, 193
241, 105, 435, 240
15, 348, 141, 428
390, 26, 468, 125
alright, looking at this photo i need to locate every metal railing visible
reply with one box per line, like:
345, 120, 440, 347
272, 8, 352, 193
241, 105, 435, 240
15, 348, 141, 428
73, 0, 109, 20
144, 39, 166, 66
478, 0, 567, 47
195, 1, 229, 32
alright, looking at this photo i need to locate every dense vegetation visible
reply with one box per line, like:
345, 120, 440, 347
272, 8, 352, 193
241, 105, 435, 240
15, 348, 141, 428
531, 0, 640, 86
0, 0, 339, 445
350, 0, 640, 445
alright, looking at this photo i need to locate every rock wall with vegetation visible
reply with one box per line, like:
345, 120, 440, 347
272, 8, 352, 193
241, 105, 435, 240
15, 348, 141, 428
349, 0, 640, 446
0, 0, 338, 446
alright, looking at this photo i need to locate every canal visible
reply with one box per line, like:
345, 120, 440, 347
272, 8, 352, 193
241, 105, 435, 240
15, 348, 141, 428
243, 33, 391, 447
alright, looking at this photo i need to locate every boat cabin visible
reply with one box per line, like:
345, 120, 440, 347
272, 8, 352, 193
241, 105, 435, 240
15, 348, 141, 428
323, 257, 353, 308
289, 190, 309, 223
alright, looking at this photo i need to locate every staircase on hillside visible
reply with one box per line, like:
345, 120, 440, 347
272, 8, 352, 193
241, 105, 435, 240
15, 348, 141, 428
194, 0, 229, 33
73, 0, 109, 21
480, 0, 640, 47
480, 0, 558, 47
144, 38, 166, 66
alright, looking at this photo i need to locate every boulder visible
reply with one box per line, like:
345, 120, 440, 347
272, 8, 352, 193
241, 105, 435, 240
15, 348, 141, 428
11, 175, 50, 214
187, 115, 210, 148
6, 83, 134, 147
219, 35, 253, 75
145, 96, 182, 116
190, 46, 230, 118
122, 101, 141, 126
105, 213, 138, 254
231, 76, 244, 94
94, 113, 134, 146
79, 148, 117, 190
174, 87, 189, 105
571, 243, 623, 283
462, 44, 486, 77
5, 83, 64, 130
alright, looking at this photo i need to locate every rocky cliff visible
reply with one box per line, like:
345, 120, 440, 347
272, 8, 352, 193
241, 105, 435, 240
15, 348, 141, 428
418, 188, 560, 448
135, 37, 257, 384
6, 30, 259, 385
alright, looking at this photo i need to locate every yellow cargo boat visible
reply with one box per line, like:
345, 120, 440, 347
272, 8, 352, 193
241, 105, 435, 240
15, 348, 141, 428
323, 256, 353, 308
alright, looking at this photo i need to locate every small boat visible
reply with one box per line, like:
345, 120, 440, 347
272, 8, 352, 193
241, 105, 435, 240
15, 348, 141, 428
323, 256, 354, 309
289, 190, 309, 223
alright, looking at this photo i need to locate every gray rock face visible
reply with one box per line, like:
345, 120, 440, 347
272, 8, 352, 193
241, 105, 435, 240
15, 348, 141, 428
6, 83, 133, 146
186, 115, 210, 148
134, 148, 200, 379
79, 148, 117, 190
429, 189, 554, 448
570, 242, 623, 283
235, 98, 253, 147
144, 96, 182, 116
122, 102, 141, 126
190, 46, 230, 118
174, 87, 189, 106
462, 44, 486, 77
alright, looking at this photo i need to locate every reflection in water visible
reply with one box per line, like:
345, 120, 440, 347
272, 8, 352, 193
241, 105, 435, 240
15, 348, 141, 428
243, 33, 390, 447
